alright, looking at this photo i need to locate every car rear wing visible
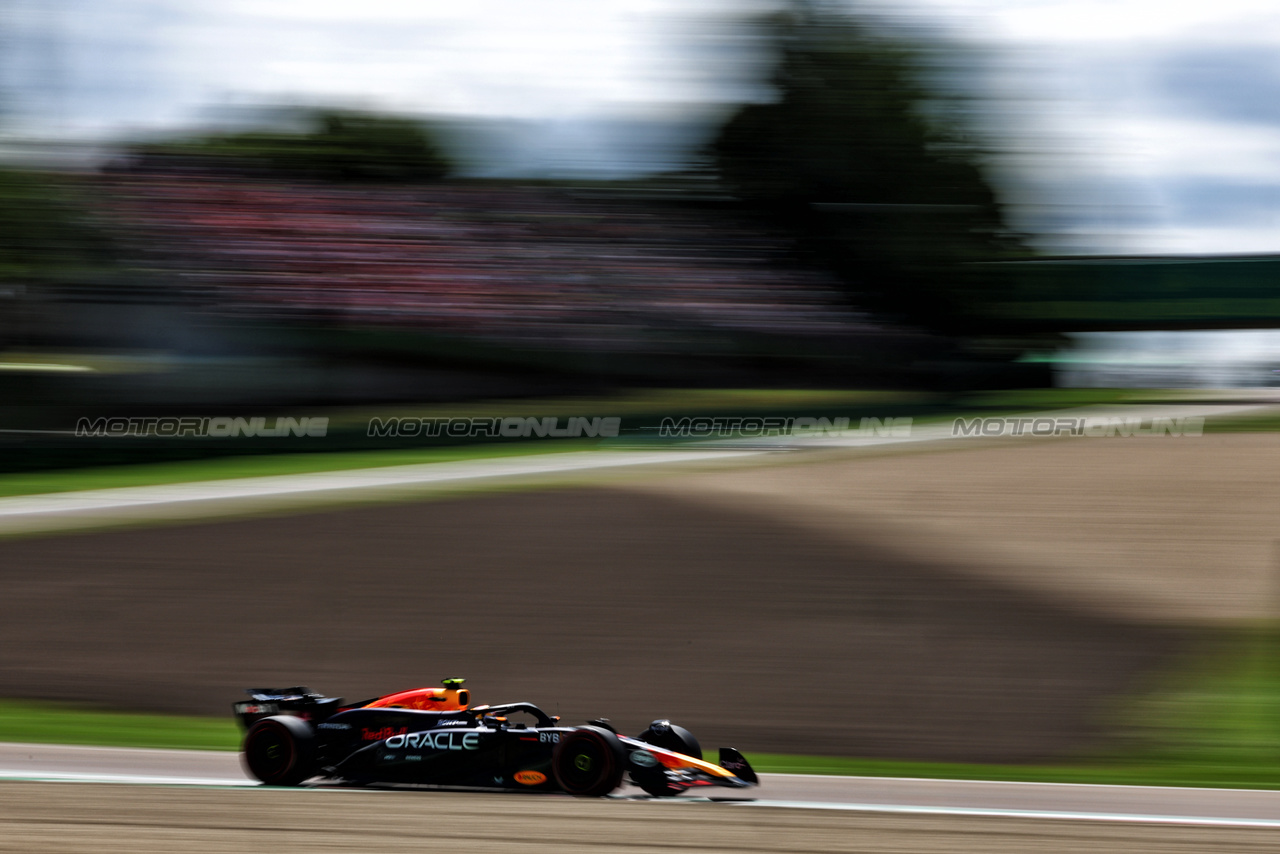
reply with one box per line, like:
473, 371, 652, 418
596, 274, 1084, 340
233, 687, 344, 730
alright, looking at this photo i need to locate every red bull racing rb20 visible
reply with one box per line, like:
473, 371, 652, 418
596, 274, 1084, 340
234, 679, 757, 798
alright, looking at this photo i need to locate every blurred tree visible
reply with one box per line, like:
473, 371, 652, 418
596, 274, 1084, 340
710, 6, 1025, 332
133, 108, 453, 183
0, 168, 114, 281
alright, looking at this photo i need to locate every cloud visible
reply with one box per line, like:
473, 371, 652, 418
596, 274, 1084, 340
1162, 178, 1280, 225
1154, 45, 1280, 127
8, 0, 1280, 253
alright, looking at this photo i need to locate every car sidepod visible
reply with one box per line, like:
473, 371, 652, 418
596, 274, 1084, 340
325, 718, 570, 790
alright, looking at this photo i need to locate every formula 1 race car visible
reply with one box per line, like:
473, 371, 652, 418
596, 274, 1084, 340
233, 679, 757, 798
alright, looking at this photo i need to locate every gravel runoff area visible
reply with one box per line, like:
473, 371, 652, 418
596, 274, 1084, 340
629, 432, 1280, 624
2, 782, 1278, 854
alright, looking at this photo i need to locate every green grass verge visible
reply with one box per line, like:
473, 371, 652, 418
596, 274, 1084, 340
746, 755, 1268, 787
748, 757, 1280, 789
0, 701, 239, 751
1203, 410, 1280, 433
0, 441, 601, 500
953, 387, 1163, 409
760, 628, 1280, 788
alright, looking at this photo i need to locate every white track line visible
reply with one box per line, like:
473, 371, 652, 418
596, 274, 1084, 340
0, 449, 764, 534
0, 769, 252, 786
4, 768, 1280, 828
735, 799, 1280, 828
0, 450, 764, 518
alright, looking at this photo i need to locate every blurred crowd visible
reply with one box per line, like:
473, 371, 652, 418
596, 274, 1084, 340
96, 172, 868, 349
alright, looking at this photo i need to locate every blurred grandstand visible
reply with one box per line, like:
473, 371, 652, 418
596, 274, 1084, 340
3, 153, 971, 402
95, 168, 866, 348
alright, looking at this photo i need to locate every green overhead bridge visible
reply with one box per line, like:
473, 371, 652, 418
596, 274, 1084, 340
986, 255, 1280, 331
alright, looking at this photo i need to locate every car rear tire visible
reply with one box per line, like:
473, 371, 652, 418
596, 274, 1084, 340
552, 726, 626, 797
243, 715, 316, 786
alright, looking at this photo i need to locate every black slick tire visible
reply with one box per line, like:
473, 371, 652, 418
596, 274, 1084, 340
242, 715, 316, 786
552, 726, 626, 797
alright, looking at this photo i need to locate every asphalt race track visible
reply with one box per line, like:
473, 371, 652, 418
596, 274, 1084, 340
9, 780, 1280, 854
3, 742, 1280, 853
4, 742, 1280, 824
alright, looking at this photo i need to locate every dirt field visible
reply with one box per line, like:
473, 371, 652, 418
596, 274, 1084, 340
629, 433, 1280, 624
0, 451, 1202, 762
1, 783, 1275, 854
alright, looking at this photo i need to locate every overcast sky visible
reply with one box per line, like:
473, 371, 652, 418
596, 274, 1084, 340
3, 0, 1279, 255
